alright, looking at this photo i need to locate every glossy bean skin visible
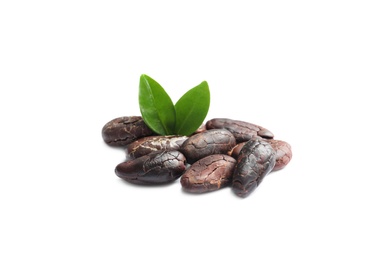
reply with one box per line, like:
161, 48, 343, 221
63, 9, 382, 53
115, 150, 186, 184
102, 116, 154, 146
127, 135, 188, 159
232, 137, 276, 198
230, 140, 292, 171
180, 129, 236, 164
181, 154, 236, 193
206, 118, 273, 142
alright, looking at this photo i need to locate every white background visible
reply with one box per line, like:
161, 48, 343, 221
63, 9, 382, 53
1, 0, 389, 259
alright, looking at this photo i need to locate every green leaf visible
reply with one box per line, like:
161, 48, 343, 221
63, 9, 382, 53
174, 81, 210, 136
139, 74, 176, 135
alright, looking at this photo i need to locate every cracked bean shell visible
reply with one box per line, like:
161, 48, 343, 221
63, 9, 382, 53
126, 135, 188, 159
206, 118, 273, 142
232, 137, 276, 198
115, 150, 186, 184
102, 116, 154, 146
180, 129, 236, 164
181, 154, 236, 193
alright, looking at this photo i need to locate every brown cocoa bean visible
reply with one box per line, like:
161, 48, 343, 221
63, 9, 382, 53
206, 118, 273, 142
126, 135, 188, 159
181, 154, 236, 193
180, 129, 236, 164
232, 137, 276, 198
102, 116, 154, 146
264, 139, 292, 171
115, 150, 186, 184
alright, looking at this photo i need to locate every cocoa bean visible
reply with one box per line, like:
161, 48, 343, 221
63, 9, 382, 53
102, 116, 154, 146
115, 150, 186, 184
206, 118, 273, 142
127, 135, 188, 159
181, 154, 236, 193
232, 137, 276, 198
180, 129, 236, 164
229, 140, 292, 172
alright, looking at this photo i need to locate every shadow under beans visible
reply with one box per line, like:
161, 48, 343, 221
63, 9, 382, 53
180, 185, 232, 196
118, 178, 180, 189
180, 188, 215, 196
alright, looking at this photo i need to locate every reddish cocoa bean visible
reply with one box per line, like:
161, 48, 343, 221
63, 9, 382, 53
102, 116, 154, 146
127, 135, 188, 159
180, 129, 236, 164
232, 137, 276, 198
181, 154, 236, 193
206, 118, 273, 142
115, 150, 186, 185
264, 139, 292, 171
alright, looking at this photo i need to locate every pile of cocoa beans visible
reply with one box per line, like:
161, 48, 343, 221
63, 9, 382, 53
102, 116, 292, 198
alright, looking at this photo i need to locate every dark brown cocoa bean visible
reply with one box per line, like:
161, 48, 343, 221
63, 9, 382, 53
232, 137, 276, 198
115, 150, 186, 184
102, 116, 154, 146
127, 135, 188, 159
229, 140, 292, 172
180, 129, 236, 164
181, 154, 236, 193
206, 118, 273, 142
264, 139, 292, 171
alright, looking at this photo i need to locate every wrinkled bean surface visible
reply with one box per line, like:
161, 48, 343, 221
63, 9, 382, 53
206, 118, 273, 142
181, 154, 236, 193
115, 150, 186, 184
127, 135, 188, 159
102, 116, 154, 146
232, 137, 276, 198
180, 129, 236, 164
